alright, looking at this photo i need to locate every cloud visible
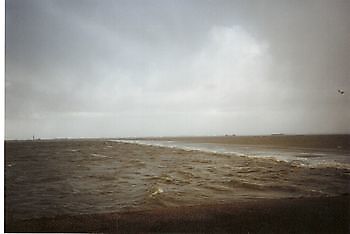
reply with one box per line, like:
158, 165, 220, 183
5, 0, 350, 139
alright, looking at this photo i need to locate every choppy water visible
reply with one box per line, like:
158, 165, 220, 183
5, 140, 350, 220
112, 140, 350, 168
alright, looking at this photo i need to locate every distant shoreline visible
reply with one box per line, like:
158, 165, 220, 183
132, 134, 350, 150
7, 134, 349, 150
5, 133, 350, 140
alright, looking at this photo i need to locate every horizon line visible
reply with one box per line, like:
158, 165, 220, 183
4, 133, 350, 141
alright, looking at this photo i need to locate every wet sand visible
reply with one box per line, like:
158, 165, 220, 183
6, 195, 349, 233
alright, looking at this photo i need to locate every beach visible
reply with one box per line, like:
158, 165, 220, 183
5, 135, 350, 233
7, 195, 350, 233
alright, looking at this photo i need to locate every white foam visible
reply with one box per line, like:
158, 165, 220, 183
151, 187, 164, 197
109, 140, 350, 169
90, 153, 111, 158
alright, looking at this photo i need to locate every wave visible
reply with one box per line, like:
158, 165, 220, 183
109, 140, 350, 170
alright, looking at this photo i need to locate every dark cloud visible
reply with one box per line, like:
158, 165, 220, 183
5, 0, 350, 139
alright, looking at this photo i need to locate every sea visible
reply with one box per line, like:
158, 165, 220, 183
111, 139, 350, 168
5, 138, 350, 220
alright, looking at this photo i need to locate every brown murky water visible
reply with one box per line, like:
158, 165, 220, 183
5, 140, 350, 220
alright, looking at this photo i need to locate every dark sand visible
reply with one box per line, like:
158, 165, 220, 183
6, 195, 349, 233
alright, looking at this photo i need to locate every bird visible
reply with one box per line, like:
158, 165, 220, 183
338, 89, 345, 95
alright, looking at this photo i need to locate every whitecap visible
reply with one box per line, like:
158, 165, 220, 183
90, 153, 111, 158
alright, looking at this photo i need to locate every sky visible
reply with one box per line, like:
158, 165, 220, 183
5, 0, 350, 139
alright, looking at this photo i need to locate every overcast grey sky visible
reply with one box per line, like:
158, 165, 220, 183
5, 0, 350, 139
